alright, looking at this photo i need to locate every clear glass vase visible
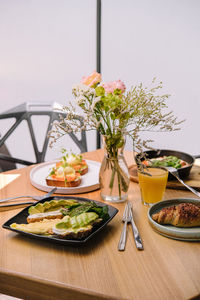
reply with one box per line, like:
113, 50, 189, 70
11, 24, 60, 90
99, 138, 130, 203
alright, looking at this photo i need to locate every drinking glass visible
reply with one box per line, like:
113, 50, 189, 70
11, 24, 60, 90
138, 167, 168, 206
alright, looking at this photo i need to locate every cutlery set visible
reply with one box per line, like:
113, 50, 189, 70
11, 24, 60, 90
118, 201, 144, 251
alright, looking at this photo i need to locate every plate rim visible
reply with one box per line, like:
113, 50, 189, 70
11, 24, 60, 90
30, 159, 101, 194
2, 196, 118, 245
148, 198, 200, 241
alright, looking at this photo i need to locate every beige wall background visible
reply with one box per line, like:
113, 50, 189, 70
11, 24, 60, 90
0, 0, 200, 166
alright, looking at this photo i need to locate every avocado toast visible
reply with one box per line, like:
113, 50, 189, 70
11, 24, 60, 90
10, 198, 109, 240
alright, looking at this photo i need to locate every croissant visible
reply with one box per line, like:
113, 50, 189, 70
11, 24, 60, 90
152, 203, 200, 227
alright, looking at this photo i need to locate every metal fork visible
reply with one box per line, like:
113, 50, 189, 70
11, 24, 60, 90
167, 167, 200, 198
118, 203, 131, 251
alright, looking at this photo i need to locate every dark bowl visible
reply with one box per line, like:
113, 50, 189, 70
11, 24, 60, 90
135, 149, 200, 180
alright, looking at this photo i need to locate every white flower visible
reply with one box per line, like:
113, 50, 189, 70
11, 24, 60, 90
72, 83, 91, 94
73, 84, 96, 99
75, 96, 85, 106
91, 96, 101, 111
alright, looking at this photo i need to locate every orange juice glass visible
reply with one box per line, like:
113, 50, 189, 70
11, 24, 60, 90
138, 167, 168, 205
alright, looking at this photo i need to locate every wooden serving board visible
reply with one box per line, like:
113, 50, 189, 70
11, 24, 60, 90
129, 164, 200, 190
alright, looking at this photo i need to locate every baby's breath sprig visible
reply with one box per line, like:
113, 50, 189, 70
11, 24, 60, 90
49, 76, 183, 155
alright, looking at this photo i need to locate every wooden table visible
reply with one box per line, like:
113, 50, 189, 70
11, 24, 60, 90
0, 149, 200, 300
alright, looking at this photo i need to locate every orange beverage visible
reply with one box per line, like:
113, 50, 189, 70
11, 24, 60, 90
138, 167, 168, 205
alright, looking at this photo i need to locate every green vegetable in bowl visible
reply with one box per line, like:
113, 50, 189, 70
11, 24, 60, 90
148, 156, 184, 169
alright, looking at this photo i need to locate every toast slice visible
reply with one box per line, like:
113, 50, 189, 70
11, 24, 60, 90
46, 173, 81, 187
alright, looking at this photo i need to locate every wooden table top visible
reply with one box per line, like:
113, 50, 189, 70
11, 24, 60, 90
0, 149, 200, 300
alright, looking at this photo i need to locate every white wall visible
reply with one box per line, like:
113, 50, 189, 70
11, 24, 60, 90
0, 0, 96, 164
0, 0, 200, 167
102, 0, 200, 156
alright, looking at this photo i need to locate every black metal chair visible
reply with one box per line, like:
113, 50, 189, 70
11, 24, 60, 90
0, 102, 88, 171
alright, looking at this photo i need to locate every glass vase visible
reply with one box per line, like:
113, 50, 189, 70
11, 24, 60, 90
99, 139, 130, 203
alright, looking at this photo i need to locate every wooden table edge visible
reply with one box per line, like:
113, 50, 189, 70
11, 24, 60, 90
0, 270, 123, 300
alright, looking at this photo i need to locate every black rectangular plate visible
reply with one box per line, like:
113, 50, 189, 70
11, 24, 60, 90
2, 196, 118, 245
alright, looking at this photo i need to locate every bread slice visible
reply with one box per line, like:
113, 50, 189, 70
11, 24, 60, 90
46, 173, 81, 188
79, 165, 88, 175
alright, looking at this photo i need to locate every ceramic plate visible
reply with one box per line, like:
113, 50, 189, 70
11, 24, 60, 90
2, 196, 118, 245
148, 198, 200, 241
30, 160, 100, 194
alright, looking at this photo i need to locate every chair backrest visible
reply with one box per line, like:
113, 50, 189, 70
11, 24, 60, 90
0, 143, 16, 172
0, 102, 88, 170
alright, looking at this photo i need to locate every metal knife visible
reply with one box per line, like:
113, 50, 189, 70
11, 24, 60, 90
127, 201, 144, 250
0, 187, 57, 208
41, 187, 57, 200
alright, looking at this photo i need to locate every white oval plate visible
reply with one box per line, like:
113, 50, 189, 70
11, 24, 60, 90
148, 198, 200, 241
30, 160, 101, 194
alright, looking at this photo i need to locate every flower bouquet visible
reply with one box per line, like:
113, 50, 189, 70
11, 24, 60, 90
49, 71, 182, 202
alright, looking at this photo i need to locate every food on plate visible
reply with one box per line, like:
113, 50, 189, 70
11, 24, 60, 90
143, 155, 188, 169
10, 213, 100, 237
65, 153, 88, 175
152, 203, 200, 227
46, 153, 88, 187
10, 199, 110, 239
46, 165, 81, 187
52, 212, 101, 238
10, 219, 61, 235
27, 199, 78, 223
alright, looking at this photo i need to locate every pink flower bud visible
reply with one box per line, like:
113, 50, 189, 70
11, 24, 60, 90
102, 80, 126, 94
81, 71, 102, 87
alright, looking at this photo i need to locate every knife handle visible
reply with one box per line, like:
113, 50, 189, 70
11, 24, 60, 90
118, 220, 128, 251
130, 219, 144, 250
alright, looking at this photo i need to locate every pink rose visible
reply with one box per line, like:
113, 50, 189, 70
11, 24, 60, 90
81, 71, 102, 87
102, 80, 126, 94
